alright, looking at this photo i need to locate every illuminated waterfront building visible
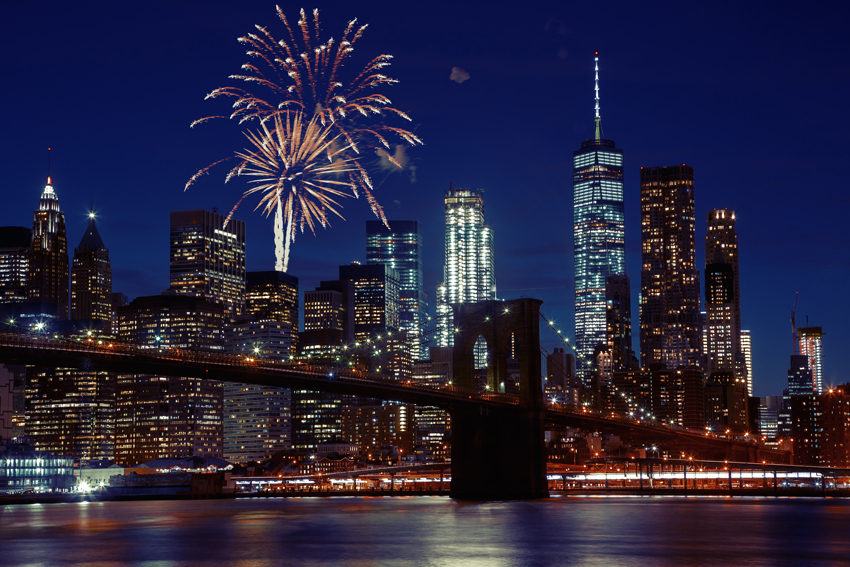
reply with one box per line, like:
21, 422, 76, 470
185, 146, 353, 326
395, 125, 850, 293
639, 165, 702, 370
0, 227, 31, 305
573, 52, 625, 378
115, 295, 225, 466
798, 326, 824, 395
366, 220, 427, 360
70, 208, 113, 332
821, 385, 850, 467
169, 209, 246, 320
223, 319, 292, 463
436, 187, 495, 369
28, 176, 69, 320
342, 402, 415, 456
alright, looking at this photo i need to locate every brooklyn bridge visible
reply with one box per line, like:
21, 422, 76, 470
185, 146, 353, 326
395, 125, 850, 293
0, 298, 789, 499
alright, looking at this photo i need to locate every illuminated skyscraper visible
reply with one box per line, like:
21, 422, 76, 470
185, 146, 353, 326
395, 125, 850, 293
798, 326, 824, 394
28, 176, 69, 320
0, 227, 31, 305
246, 271, 298, 354
436, 187, 495, 360
366, 221, 427, 360
639, 165, 701, 370
70, 209, 113, 332
704, 209, 746, 388
740, 330, 753, 396
573, 52, 625, 374
169, 209, 246, 320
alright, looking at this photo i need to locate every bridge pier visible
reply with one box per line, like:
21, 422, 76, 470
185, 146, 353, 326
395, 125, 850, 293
449, 405, 548, 500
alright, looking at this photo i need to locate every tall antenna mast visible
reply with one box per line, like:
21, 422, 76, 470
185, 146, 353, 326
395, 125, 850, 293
594, 51, 602, 140
47, 147, 52, 184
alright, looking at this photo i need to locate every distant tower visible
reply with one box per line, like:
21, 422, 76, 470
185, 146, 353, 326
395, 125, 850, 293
71, 207, 113, 332
704, 209, 745, 387
740, 330, 753, 396
639, 165, 701, 369
169, 209, 246, 319
28, 170, 69, 320
798, 326, 824, 394
573, 51, 625, 378
366, 221, 427, 360
436, 187, 495, 369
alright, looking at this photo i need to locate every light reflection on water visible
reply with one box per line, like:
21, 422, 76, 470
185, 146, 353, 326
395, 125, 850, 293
2, 496, 849, 566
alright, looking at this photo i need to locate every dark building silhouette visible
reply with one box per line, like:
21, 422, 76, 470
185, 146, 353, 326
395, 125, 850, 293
27, 177, 69, 320
639, 165, 701, 370
70, 210, 112, 332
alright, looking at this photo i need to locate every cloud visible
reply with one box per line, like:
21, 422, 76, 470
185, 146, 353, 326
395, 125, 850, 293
375, 144, 417, 183
449, 66, 470, 84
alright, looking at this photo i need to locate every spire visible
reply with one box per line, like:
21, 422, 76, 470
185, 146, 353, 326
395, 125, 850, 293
78, 203, 106, 251
47, 147, 52, 186
594, 51, 602, 140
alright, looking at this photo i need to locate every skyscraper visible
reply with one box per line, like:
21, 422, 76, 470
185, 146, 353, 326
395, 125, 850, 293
639, 165, 701, 370
798, 326, 824, 395
436, 187, 495, 363
28, 176, 69, 320
740, 330, 753, 396
366, 220, 427, 360
605, 274, 633, 371
70, 209, 113, 332
338, 263, 400, 342
246, 271, 299, 354
704, 209, 745, 386
573, 52, 625, 375
169, 209, 246, 320
0, 227, 31, 305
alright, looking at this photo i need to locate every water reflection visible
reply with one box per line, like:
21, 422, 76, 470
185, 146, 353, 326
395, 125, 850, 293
1, 496, 849, 566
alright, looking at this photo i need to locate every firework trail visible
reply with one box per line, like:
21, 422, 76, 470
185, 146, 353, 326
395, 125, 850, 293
186, 112, 373, 272
189, 6, 420, 271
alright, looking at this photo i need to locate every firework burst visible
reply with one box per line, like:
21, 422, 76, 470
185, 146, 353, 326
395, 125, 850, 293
189, 6, 420, 271
186, 112, 374, 272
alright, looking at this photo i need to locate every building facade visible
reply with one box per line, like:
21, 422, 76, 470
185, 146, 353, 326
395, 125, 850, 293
366, 220, 427, 360
246, 271, 298, 353
70, 211, 113, 332
798, 326, 824, 395
573, 53, 625, 375
27, 177, 69, 320
169, 209, 246, 320
436, 188, 495, 371
0, 227, 31, 305
639, 165, 702, 370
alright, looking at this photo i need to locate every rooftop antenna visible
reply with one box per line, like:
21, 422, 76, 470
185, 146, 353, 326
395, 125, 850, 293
47, 147, 52, 185
594, 51, 602, 140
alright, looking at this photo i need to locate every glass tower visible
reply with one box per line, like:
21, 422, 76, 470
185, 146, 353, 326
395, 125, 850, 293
798, 327, 824, 394
573, 52, 625, 375
366, 221, 427, 360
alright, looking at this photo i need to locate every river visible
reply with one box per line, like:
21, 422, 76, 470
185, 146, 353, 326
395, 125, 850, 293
2, 495, 848, 566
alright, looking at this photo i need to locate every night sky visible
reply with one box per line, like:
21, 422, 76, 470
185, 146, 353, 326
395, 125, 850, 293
2, 1, 848, 397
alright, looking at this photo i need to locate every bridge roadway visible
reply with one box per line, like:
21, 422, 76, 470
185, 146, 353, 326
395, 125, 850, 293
0, 332, 789, 471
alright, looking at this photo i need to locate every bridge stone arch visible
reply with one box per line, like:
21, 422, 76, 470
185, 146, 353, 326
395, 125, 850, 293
452, 298, 544, 400
449, 298, 548, 499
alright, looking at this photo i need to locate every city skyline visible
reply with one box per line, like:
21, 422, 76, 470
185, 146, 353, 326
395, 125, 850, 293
1, 2, 848, 397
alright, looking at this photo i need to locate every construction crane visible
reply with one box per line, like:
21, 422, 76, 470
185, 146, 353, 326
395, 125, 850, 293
791, 292, 799, 355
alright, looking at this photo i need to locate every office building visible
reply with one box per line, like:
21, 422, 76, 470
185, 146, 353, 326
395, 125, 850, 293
342, 402, 415, 457
169, 209, 246, 319
705, 209, 746, 385
0, 227, 31, 305
436, 187, 495, 371
756, 395, 782, 440
223, 319, 292, 463
605, 274, 633, 371
366, 220, 428, 360
573, 52, 625, 375
246, 271, 298, 352
740, 330, 753, 396
821, 385, 850, 467
70, 209, 113, 332
789, 394, 822, 466
338, 263, 400, 342
798, 326, 824, 395
114, 295, 225, 466
639, 165, 701, 370
27, 176, 69, 320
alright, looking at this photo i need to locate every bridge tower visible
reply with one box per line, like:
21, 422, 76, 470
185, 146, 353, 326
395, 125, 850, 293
449, 298, 548, 500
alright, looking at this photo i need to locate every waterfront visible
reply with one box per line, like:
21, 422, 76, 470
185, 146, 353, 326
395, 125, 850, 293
2, 496, 849, 566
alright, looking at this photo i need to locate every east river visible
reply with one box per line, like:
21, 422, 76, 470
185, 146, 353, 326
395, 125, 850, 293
2, 496, 849, 566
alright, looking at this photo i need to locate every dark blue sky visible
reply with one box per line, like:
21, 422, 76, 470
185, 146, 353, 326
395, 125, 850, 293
2, 1, 848, 396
